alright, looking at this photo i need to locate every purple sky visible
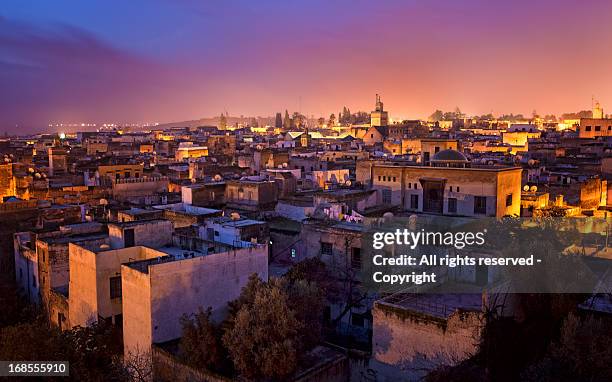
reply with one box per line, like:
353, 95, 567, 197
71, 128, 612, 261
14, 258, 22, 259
1, 0, 612, 133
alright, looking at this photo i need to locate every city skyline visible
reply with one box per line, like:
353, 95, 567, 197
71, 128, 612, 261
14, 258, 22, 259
2, 0, 612, 132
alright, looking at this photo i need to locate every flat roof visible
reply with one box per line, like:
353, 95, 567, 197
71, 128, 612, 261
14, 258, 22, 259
374, 164, 522, 172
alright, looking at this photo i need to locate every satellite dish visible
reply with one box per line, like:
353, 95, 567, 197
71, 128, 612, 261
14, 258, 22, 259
523, 185, 530, 192
99, 244, 110, 250
282, 163, 288, 168
213, 174, 222, 182
530, 185, 538, 192
230, 212, 240, 221
100, 199, 108, 205
345, 180, 352, 186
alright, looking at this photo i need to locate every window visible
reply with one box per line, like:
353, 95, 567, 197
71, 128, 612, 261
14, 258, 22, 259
506, 193, 513, 207
351, 248, 362, 270
393, 177, 396, 182
408, 183, 412, 189
382, 189, 392, 204
378, 176, 381, 181
449, 186, 453, 192
371, 134, 374, 138
435, 146, 440, 153
456, 186, 460, 192
410, 194, 419, 209
474, 196, 487, 215
595, 126, 601, 132
124, 171, 130, 178
414, 183, 418, 189
321, 242, 333, 256
110, 276, 122, 299
448, 198, 457, 213
585, 126, 592, 131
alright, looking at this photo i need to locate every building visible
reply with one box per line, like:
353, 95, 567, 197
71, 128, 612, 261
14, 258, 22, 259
48, 147, 68, 177
198, 216, 269, 245
371, 293, 483, 381
371, 150, 522, 217
420, 139, 459, 165
108, 219, 174, 249
181, 182, 226, 207
175, 143, 209, 161
370, 94, 389, 127
98, 164, 144, 182
225, 179, 278, 211
122, 240, 268, 357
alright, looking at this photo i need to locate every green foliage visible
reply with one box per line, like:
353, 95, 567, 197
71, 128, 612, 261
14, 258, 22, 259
179, 307, 227, 373
522, 313, 612, 381
0, 317, 128, 381
222, 278, 300, 380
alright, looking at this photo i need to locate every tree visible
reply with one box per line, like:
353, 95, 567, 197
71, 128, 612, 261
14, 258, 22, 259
317, 117, 325, 127
223, 278, 300, 380
219, 113, 227, 130
429, 110, 444, 121
328, 113, 336, 127
0, 317, 129, 381
283, 110, 292, 129
275, 112, 283, 128
292, 112, 305, 129
179, 307, 227, 373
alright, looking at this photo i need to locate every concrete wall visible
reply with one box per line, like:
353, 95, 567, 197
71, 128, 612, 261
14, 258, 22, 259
109, 220, 173, 249
372, 303, 482, 380
123, 244, 268, 356
69, 245, 164, 328
68, 243, 99, 327
122, 263, 153, 358
371, 166, 522, 218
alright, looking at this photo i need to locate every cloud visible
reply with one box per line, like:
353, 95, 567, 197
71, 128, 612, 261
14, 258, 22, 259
0, 18, 175, 131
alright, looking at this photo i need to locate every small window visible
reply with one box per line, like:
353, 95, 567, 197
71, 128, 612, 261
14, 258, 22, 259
351, 248, 362, 270
408, 183, 412, 189
378, 176, 381, 181
414, 183, 418, 189
382, 189, 392, 204
321, 242, 333, 256
456, 186, 460, 192
449, 186, 453, 192
474, 196, 487, 215
410, 194, 419, 209
448, 198, 457, 213
506, 193, 513, 207
595, 126, 601, 132
393, 177, 396, 182
110, 276, 122, 299
585, 126, 592, 131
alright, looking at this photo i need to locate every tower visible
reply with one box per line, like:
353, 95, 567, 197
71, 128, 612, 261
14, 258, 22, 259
593, 101, 604, 119
370, 94, 389, 127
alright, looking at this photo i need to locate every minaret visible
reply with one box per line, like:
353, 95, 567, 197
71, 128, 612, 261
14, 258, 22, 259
593, 101, 604, 119
371, 94, 389, 127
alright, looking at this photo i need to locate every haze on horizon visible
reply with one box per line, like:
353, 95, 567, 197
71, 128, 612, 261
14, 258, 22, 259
1, 0, 612, 133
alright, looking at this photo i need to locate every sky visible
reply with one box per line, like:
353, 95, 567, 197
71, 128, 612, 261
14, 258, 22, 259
1, 0, 612, 133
